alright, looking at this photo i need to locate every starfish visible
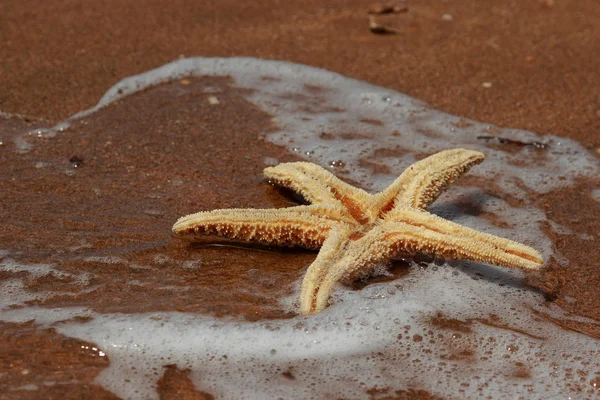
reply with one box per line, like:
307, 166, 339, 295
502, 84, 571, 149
173, 149, 543, 314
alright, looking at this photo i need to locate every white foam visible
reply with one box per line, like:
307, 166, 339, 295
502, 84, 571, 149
83, 255, 126, 264
263, 156, 279, 166
2, 264, 598, 399
10, 384, 39, 391
29, 56, 591, 195
11, 58, 598, 195
1, 58, 599, 398
592, 188, 600, 202
0, 257, 93, 309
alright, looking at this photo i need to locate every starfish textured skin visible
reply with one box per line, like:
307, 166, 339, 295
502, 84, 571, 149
173, 149, 543, 314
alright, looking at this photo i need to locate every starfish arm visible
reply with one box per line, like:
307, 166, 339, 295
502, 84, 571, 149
306, 213, 544, 314
172, 205, 349, 250
304, 225, 395, 314
301, 226, 394, 314
373, 149, 485, 212
382, 209, 543, 268
264, 162, 374, 223
299, 226, 354, 315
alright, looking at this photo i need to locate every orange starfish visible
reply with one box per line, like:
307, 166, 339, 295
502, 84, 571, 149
173, 149, 543, 314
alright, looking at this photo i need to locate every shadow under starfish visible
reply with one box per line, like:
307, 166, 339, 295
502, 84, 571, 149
173, 149, 543, 315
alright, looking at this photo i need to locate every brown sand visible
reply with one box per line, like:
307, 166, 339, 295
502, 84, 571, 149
2, 0, 599, 147
1, 0, 600, 399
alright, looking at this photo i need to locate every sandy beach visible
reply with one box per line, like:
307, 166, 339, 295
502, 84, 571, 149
1, 0, 600, 398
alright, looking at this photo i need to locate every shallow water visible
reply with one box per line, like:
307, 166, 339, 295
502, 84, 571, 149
1, 58, 599, 399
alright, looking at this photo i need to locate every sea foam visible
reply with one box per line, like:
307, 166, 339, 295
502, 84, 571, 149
2, 58, 599, 399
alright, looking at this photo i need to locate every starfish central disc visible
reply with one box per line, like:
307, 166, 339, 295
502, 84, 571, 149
173, 149, 543, 314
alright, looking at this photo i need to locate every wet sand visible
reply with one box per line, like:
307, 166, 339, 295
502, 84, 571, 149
1, 0, 600, 398
2, 1, 599, 147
